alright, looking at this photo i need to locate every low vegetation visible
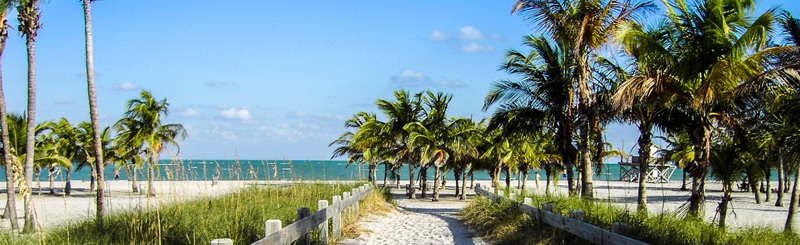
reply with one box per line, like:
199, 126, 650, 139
0, 182, 393, 245
498, 191, 800, 245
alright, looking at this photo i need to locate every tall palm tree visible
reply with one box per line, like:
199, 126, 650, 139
0, 0, 18, 230
656, 0, 778, 217
17, 0, 41, 232
484, 35, 578, 195
512, 0, 656, 199
117, 90, 186, 196
81, 0, 105, 220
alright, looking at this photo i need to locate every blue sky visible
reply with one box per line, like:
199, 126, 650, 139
0, 0, 797, 160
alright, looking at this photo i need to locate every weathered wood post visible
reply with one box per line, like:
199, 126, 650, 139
332, 195, 342, 238
570, 210, 585, 221
352, 188, 359, 215
265, 219, 282, 239
523, 197, 532, 205
542, 203, 553, 212
297, 207, 311, 245
509, 193, 516, 201
209, 238, 233, 245
343, 191, 351, 217
498, 190, 504, 198
612, 222, 630, 236
318, 200, 329, 244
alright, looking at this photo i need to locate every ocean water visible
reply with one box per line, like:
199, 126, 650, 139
0, 159, 692, 182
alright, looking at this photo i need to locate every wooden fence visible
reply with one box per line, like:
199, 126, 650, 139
474, 184, 647, 245
209, 183, 373, 245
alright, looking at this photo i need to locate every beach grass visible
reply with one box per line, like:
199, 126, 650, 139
512, 190, 800, 245
1, 182, 377, 245
460, 195, 584, 244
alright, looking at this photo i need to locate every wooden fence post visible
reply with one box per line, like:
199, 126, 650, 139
509, 193, 516, 201
498, 190, 504, 198
542, 203, 553, 212
343, 191, 351, 216
209, 238, 233, 245
265, 219, 282, 238
352, 188, 359, 215
332, 195, 342, 238
570, 210, 585, 221
523, 197, 532, 205
318, 200, 329, 244
296, 207, 311, 245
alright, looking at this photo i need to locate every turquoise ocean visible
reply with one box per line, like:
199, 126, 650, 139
0, 160, 691, 182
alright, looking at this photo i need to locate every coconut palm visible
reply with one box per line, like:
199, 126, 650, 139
76, 122, 114, 194
0, 0, 17, 230
17, 0, 41, 233
512, 0, 656, 199
116, 90, 186, 196
330, 111, 385, 186
375, 90, 423, 199
708, 133, 751, 228
32, 126, 70, 196
484, 35, 579, 195
81, 0, 105, 220
113, 116, 145, 193
50, 118, 82, 196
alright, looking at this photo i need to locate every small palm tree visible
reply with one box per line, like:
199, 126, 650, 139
50, 118, 81, 196
116, 90, 186, 196
375, 90, 423, 199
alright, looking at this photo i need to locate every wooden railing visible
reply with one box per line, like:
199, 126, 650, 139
474, 184, 647, 245
209, 184, 373, 245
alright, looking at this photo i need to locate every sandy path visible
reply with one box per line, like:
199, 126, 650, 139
342, 187, 487, 245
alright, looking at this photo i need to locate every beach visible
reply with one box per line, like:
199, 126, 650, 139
1, 178, 797, 236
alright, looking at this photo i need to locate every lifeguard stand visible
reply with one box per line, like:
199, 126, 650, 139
618, 155, 676, 183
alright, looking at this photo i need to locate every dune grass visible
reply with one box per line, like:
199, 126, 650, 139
1, 182, 382, 245
508, 190, 800, 245
460, 195, 586, 244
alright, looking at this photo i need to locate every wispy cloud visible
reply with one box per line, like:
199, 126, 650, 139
55, 99, 74, 105
220, 107, 252, 120
205, 81, 234, 88
458, 26, 484, 40
429, 29, 448, 41
114, 82, 136, 90
390, 69, 468, 88
177, 108, 199, 117
460, 42, 494, 53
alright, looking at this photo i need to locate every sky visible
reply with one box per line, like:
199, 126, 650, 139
0, 0, 797, 160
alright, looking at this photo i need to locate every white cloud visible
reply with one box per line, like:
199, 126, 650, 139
177, 108, 199, 117
114, 82, 136, 90
220, 107, 252, 120
429, 29, 448, 41
220, 131, 239, 140
458, 26, 484, 40
391, 68, 428, 86
435, 78, 467, 88
460, 42, 494, 53
55, 99, 74, 104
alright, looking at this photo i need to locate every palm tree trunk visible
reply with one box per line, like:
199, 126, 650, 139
688, 125, 711, 218
130, 164, 139, 193
148, 153, 157, 197
766, 171, 772, 203
90, 169, 96, 193
578, 113, 593, 199
719, 183, 731, 228
777, 154, 785, 207
441, 170, 446, 190
491, 164, 500, 188
420, 166, 428, 198
0, 17, 19, 229
83, 0, 104, 221
383, 163, 388, 187
637, 122, 652, 212
395, 169, 400, 189
407, 163, 415, 199
432, 166, 440, 201
65, 169, 72, 196
35, 168, 41, 195
750, 172, 761, 204
22, 29, 39, 235
545, 167, 551, 195
454, 166, 461, 198
460, 167, 467, 200
470, 172, 474, 189
786, 167, 792, 193
48, 167, 55, 195
522, 170, 528, 191
784, 168, 799, 232
504, 166, 511, 189
681, 169, 687, 190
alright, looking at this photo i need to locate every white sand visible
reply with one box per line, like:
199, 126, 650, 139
341, 187, 488, 245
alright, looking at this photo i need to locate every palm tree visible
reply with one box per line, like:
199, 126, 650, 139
81, 0, 105, 220
17, 0, 41, 233
375, 90, 423, 199
406, 91, 459, 201
50, 118, 81, 196
117, 90, 186, 196
658, 132, 694, 190
708, 133, 751, 228
484, 35, 578, 195
113, 117, 144, 193
77, 122, 114, 195
0, 0, 18, 230
330, 111, 385, 186
512, 0, 656, 199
